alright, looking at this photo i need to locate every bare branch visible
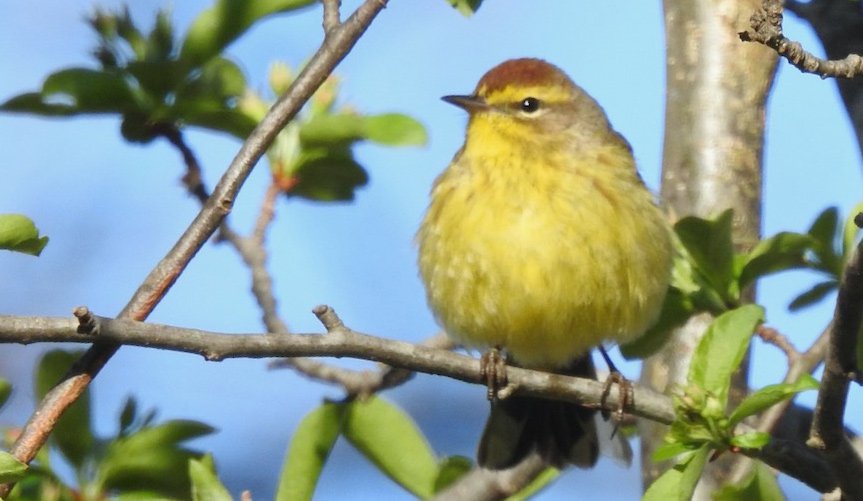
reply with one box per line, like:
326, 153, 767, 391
756, 324, 800, 363
1, 0, 391, 491
0, 309, 839, 492
252, 183, 280, 245
808, 221, 863, 498
0, 310, 674, 423
728, 324, 830, 485
430, 453, 548, 501
322, 0, 341, 33
739, 0, 863, 79
752, 323, 830, 436
785, 0, 863, 165
745, 436, 838, 493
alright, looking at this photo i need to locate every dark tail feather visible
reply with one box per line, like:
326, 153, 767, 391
477, 356, 599, 470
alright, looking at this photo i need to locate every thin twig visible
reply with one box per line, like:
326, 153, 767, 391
756, 324, 800, 363
784, 0, 863, 160
728, 323, 831, 485
158, 125, 210, 205
252, 183, 281, 245
755, 324, 830, 435
0, 1, 391, 494
808, 221, 863, 498
739, 0, 863, 79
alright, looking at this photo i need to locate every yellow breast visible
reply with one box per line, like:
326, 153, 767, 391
417, 141, 672, 369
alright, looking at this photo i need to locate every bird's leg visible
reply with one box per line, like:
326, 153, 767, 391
480, 347, 508, 401
598, 346, 632, 426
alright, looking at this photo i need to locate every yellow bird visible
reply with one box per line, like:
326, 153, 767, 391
417, 58, 673, 469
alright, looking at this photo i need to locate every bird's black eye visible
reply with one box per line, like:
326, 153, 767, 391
520, 97, 541, 113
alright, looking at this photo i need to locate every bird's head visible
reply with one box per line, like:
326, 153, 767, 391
444, 58, 614, 150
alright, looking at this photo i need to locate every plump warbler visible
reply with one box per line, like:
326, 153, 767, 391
417, 58, 673, 469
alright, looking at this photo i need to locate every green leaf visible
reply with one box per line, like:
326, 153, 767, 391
116, 491, 179, 500
119, 397, 137, 436
108, 420, 214, 453
674, 210, 736, 302
362, 114, 427, 146
127, 60, 188, 100
287, 152, 369, 201
729, 374, 818, 426
0, 214, 48, 256
788, 280, 837, 312
190, 455, 232, 501
805, 206, 843, 278
433, 456, 472, 494
342, 397, 438, 498
42, 68, 137, 114
0, 379, 11, 409
713, 461, 784, 501
98, 420, 214, 498
643, 446, 709, 501
728, 432, 770, 450
145, 9, 175, 62
808, 206, 838, 254
446, 0, 484, 16
176, 102, 259, 139
300, 113, 427, 147
299, 113, 366, 146
0, 451, 28, 483
115, 7, 147, 59
36, 350, 93, 469
0, 92, 83, 116
176, 57, 246, 102
275, 402, 345, 501
181, 0, 316, 67
651, 442, 696, 463
620, 287, 692, 359
689, 305, 764, 407
737, 232, 812, 289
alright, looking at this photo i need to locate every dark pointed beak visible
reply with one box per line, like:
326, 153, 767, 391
442, 94, 488, 112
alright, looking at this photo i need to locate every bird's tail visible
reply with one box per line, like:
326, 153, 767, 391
477, 355, 599, 470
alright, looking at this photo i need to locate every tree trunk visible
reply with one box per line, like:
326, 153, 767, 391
639, 0, 778, 494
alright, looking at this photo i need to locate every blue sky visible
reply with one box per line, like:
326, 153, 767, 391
1, 1, 861, 499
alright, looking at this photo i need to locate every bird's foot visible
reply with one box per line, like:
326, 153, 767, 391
600, 371, 633, 425
598, 346, 632, 437
480, 347, 508, 401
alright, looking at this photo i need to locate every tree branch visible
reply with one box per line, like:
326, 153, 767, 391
430, 453, 548, 501
784, 0, 863, 166
0, 308, 673, 423
739, 0, 863, 79
808, 217, 863, 499
0, 307, 840, 493
754, 323, 830, 436
322, 0, 341, 33
0, 0, 391, 493
727, 323, 831, 484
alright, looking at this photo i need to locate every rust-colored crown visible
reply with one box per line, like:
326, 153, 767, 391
475, 58, 573, 95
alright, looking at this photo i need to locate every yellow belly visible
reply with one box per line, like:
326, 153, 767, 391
417, 147, 672, 369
